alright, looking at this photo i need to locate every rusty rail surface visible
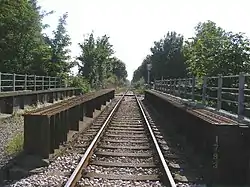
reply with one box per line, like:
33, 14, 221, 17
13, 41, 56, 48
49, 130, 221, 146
136, 96, 176, 187
64, 91, 125, 187
23, 89, 115, 158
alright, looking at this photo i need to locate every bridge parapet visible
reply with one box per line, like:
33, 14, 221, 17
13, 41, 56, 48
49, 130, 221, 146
23, 89, 115, 158
0, 87, 81, 114
145, 89, 249, 185
153, 73, 250, 122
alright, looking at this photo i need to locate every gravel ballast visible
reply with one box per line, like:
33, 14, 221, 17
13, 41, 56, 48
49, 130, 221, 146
4, 152, 82, 187
0, 115, 24, 168
3, 97, 120, 186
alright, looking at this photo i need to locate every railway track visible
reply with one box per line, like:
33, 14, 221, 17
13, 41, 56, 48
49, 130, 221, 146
63, 92, 176, 187
4, 91, 205, 187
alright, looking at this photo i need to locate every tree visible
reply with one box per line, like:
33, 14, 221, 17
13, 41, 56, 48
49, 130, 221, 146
184, 20, 250, 77
111, 58, 128, 82
0, 0, 52, 75
132, 31, 187, 83
77, 33, 127, 88
95, 34, 114, 85
45, 12, 72, 77
132, 55, 150, 83
77, 33, 98, 86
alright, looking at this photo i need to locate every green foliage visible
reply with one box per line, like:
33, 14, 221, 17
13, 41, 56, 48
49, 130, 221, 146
77, 33, 128, 88
111, 57, 128, 82
0, 0, 51, 74
103, 75, 118, 89
184, 20, 250, 77
45, 12, 73, 77
133, 77, 145, 89
67, 75, 90, 93
5, 132, 24, 156
132, 32, 187, 83
0, 0, 129, 91
133, 21, 250, 84
132, 78, 145, 94
0, 0, 72, 78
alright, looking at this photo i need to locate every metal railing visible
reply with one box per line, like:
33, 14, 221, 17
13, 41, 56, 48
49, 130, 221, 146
154, 73, 250, 120
0, 72, 65, 92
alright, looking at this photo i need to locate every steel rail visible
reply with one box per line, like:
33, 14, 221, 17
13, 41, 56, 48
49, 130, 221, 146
64, 92, 126, 187
135, 95, 177, 187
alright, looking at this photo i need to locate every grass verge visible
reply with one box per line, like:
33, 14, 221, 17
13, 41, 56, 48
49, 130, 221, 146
5, 132, 24, 156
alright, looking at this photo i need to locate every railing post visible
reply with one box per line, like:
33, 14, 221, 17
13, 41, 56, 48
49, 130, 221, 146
42, 76, 44, 90
24, 74, 27, 90
202, 76, 207, 105
13, 73, 16, 91
192, 76, 195, 101
217, 74, 222, 111
59, 79, 62, 88
34, 75, 36, 91
162, 80, 164, 92
178, 79, 181, 96
184, 78, 188, 98
168, 80, 171, 93
54, 77, 56, 88
56, 78, 58, 88
238, 73, 245, 120
165, 80, 168, 92
171, 79, 173, 94
173, 79, 176, 95
164, 80, 167, 93
49, 77, 51, 89
161, 80, 164, 92
0, 72, 1, 92
161, 77, 164, 92
52, 77, 54, 88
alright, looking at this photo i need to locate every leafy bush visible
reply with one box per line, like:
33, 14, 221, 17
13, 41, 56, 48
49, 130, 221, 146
103, 75, 119, 89
132, 77, 145, 94
67, 75, 91, 93
133, 77, 145, 89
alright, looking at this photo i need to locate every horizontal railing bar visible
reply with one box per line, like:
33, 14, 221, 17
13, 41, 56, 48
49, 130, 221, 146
221, 92, 238, 96
1, 80, 13, 82
206, 96, 217, 100
1, 73, 13, 76
221, 99, 238, 104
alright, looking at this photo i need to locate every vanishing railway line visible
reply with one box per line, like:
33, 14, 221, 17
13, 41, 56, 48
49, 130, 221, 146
64, 92, 176, 187
2, 86, 247, 186
4, 90, 204, 187
59, 91, 203, 187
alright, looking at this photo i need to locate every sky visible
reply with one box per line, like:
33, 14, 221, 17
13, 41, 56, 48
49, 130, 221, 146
38, 0, 250, 80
